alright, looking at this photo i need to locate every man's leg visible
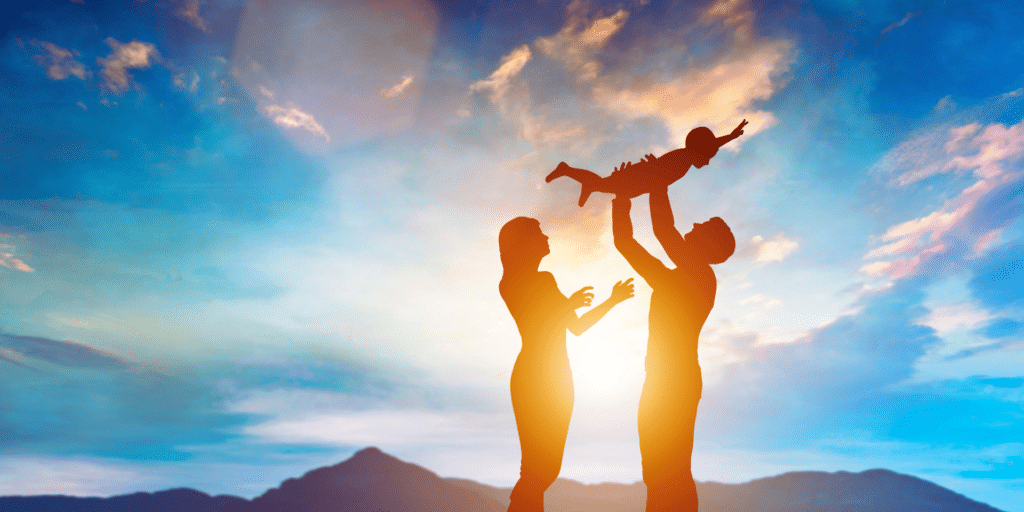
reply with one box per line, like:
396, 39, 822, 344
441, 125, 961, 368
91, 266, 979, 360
639, 372, 701, 512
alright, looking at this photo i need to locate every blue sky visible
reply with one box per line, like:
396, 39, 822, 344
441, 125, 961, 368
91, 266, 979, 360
1, 0, 1022, 509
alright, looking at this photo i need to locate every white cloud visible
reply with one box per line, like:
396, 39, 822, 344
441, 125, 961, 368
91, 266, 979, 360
97, 38, 160, 93
534, 8, 628, 82
739, 293, 783, 309
595, 39, 792, 148
231, 0, 438, 149
750, 233, 799, 263
915, 303, 993, 334
176, 0, 210, 33
0, 456, 157, 496
381, 75, 414, 98
262, 104, 331, 142
243, 409, 508, 447
468, 45, 531, 113
462, 0, 793, 156
29, 39, 90, 81
0, 242, 34, 272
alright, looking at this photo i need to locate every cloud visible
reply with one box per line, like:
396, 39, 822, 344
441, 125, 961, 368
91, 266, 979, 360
882, 11, 919, 34
463, 0, 793, 153
750, 233, 799, 263
468, 45, 532, 113
243, 409, 506, 447
0, 332, 130, 369
262, 104, 331, 142
231, 0, 439, 150
915, 303, 993, 335
593, 38, 792, 148
0, 348, 34, 370
534, 7, 628, 82
0, 251, 34, 272
172, 71, 200, 92
0, 456, 158, 497
739, 293, 783, 309
29, 39, 90, 81
862, 119, 1024, 279
701, 281, 943, 444
97, 38, 161, 93
381, 75, 414, 98
176, 0, 210, 33
0, 239, 34, 272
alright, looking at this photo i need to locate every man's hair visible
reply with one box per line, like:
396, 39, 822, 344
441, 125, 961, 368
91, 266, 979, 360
703, 217, 735, 265
685, 126, 716, 154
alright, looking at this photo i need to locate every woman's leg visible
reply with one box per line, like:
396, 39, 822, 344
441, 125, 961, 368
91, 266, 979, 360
508, 374, 574, 512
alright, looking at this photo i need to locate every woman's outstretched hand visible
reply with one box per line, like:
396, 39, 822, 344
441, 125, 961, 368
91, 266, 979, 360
568, 286, 595, 310
611, 278, 635, 303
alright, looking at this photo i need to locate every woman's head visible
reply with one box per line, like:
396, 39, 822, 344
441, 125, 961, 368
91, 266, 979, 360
499, 217, 550, 271
685, 216, 735, 265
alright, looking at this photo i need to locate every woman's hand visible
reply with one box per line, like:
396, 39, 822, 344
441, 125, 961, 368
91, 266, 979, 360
568, 286, 595, 310
611, 278, 635, 304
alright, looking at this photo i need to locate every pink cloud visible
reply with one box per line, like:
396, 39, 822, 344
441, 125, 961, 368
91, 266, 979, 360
862, 118, 1024, 279
29, 39, 90, 81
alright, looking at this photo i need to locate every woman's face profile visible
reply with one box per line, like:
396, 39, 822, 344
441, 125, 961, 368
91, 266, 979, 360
529, 224, 551, 258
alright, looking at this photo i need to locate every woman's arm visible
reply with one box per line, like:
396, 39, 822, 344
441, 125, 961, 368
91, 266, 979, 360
567, 279, 634, 336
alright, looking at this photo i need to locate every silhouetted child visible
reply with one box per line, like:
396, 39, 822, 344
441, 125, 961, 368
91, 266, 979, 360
546, 120, 747, 206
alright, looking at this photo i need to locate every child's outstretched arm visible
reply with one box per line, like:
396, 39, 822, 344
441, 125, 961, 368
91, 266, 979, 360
713, 119, 747, 150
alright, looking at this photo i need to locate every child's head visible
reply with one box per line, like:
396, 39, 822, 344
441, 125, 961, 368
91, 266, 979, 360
685, 127, 718, 166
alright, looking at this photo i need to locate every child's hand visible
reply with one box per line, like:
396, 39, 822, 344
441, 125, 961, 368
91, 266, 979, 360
731, 119, 748, 138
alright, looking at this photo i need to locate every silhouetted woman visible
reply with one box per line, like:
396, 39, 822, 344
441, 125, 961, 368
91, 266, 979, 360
498, 217, 633, 512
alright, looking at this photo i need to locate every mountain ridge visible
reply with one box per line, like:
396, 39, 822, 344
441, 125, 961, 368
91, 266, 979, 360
0, 447, 1005, 511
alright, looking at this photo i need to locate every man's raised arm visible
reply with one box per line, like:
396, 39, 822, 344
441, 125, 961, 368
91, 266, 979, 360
650, 188, 688, 267
613, 196, 667, 283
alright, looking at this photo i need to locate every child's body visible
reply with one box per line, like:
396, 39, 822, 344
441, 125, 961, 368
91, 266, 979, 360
546, 120, 747, 207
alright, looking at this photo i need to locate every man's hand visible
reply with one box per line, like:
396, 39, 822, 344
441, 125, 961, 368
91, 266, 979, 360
610, 278, 635, 304
568, 286, 595, 310
612, 195, 632, 211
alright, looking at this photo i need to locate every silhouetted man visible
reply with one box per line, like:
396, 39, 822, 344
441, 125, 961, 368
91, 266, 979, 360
612, 188, 735, 512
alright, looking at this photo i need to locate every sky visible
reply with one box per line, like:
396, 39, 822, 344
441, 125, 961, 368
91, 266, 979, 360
1, 0, 1023, 509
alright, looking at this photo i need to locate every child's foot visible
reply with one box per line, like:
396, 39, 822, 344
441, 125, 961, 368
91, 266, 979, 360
546, 162, 570, 182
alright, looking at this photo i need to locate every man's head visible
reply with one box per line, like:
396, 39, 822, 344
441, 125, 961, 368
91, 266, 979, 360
683, 217, 735, 265
685, 127, 718, 167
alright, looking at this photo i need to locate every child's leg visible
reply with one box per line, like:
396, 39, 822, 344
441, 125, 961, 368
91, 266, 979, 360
546, 162, 604, 207
546, 162, 600, 184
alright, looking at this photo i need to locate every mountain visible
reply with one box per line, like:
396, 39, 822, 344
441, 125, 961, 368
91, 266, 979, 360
248, 447, 503, 512
0, 447, 1006, 512
0, 487, 249, 512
